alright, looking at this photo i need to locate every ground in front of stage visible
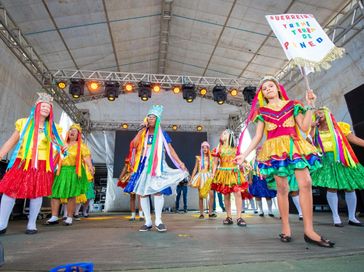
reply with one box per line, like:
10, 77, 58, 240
1, 211, 364, 271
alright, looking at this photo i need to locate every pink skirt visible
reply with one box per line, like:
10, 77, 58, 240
0, 158, 54, 198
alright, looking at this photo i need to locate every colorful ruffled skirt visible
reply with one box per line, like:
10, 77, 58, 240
0, 158, 54, 198
124, 154, 189, 196
51, 166, 88, 199
257, 135, 321, 180
86, 182, 95, 200
210, 167, 248, 195
249, 175, 277, 198
190, 170, 212, 189
311, 152, 364, 190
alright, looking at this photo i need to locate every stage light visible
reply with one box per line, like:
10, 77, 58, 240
196, 125, 203, 131
182, 83, 196, 103
138, 81, 152, 101
199, 88, 207, 96
69, 79, 85, 99
172, 86, 181, 94
152, 84, 161, 93
230, 88, 238, 96
172, 124, 178, 131
121, 123, 128, 129
57, 80, 67, 90
87, 81, 101, 93
124, 83, 134, 92
243, 86, 256, 105
213, 85, 227, 105
104, 81, 120, 101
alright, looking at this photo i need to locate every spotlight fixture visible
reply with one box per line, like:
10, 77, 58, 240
172, 124, 178, 131
57, 80, 67, 90
104, 81, 120, 101
243, 86, 256, 105
172, 86, 181, 94
152, 84, 161, 93
196, 125, 203, 131
69, 78, 85, 99
87, 81, 101, 93
199, 88, 207, 96
182, 83, 196, 103
124, 83, 134, 92
138, 81, 152, 101
229, 88, 238, 96
212, 85, 227, 105
121, 123, 129, 129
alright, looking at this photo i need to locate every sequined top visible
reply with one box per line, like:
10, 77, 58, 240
255, 100, 305, 140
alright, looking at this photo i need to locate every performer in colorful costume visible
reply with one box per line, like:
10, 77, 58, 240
311, 107, 364, 227
124, 105, 189, 232
46, 124, 94, 225
211, 129, 248, 227
190, 141, 215, 219
235, 76, 334, 247
118, 155, 143, 221
0, 93, 64, 234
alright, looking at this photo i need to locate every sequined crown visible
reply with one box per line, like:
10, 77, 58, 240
36, 92, 54, 104
258, 75, 280, 87
147, 105, 164, 119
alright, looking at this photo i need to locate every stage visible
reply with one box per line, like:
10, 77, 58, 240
1, 211, 364, 271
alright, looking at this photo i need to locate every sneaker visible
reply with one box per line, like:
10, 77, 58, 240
25, 229, 38, 235
73, 215, 81, 221
259, 213, 264, 217
139, 225, 152, 232
156, 223, 167, 232
268, 213, 274, 217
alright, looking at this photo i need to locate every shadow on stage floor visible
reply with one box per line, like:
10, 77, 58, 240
1, 211, 364, 271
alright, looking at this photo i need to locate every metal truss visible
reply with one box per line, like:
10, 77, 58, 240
275, 0, 364, 91
0, 5, 88, 128
228, 104, 250, 134
158, 0, 173, 74
90, 121, 226, 132
52, 69, 258, 106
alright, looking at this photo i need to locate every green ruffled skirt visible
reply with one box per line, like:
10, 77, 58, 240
311, 152, 364, 190
51, 166, 88, 198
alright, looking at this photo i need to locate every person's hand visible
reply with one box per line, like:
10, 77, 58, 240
306, 89, 317, 107
234, 153, 247, 165
89, 166, 95, 176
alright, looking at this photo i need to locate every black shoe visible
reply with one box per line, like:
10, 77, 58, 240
0, 228, 7, 235
279, 233, 292, 243
139, 225, 152, 232
334, 223, 344, 227
25, 229, 38, 235
222, 208, 226, 212
198, 214, 204, 219
156, 223, 167, 232
129, 217, 136, 222
237, 218, 247, 227
83, 214, 89, 218
241, 210, 245, 214
299, 215, 303, 221
259, 213, 264, 217
63, 222, 72, 226
268, 213, 274, 217
254, 210, 258, 214
183, 209, 188, 213
348, 220, 363, 227
73, 215, 81, 221
304, 234, 334, 248
139, 217, 145, 221
208, 213, 217, 218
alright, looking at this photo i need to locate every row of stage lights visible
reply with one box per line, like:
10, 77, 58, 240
119, 123, 204, 132
56, 79, 256, 105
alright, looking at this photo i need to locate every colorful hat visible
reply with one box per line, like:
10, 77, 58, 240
35, 92, 54, 105
147, 105, 164, 119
